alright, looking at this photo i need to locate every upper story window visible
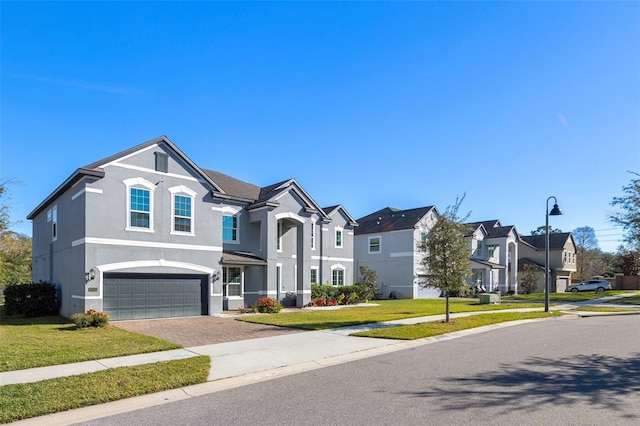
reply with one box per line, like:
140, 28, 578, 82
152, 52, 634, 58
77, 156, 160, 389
474, 240, 483, 258
169, 186, 196, 236
124, 178, 155, 232
335, 227, 343, 248
487, 245, 497, 259
368, 236, 381, 253
223, 215, 238, 242
174, 195, 192, 233
130, 188, 151, 229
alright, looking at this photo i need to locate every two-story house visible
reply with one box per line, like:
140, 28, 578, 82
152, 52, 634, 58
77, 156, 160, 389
518, 233, 577, 292
28, 136, 357, 319
354, 206, 440, 299
466, 220, 520, 294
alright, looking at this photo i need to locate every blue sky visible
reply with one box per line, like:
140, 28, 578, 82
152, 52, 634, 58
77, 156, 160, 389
1, 1, 639, 252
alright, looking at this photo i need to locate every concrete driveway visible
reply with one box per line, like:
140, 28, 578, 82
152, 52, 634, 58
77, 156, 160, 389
113, 315, 302, 347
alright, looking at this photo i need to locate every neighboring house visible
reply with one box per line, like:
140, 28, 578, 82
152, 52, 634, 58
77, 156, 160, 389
354, 206, 440, 299
28, 136, 357, 320
518, 233, 577, 293
466, 220, 520, 294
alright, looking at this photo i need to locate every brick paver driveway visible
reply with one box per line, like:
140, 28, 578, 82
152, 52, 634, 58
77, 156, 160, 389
113, 315, 303, 347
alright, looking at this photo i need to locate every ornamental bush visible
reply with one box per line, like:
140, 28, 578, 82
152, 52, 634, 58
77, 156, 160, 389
3, 281, 59, 317
71, 309, 110, 328
252, 296, 283, 313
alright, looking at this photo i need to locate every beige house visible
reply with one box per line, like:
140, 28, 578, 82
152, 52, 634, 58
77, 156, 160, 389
518, 233, 577, 293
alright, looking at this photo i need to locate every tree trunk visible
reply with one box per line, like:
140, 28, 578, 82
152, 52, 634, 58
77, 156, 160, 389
445, 291, 450, 323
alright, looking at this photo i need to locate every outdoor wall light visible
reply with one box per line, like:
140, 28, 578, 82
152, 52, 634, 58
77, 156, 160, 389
85, 268, 96, 282
545, 196, 563, 312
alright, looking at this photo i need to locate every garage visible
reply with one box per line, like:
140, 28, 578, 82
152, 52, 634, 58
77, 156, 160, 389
103, 273, 209, 320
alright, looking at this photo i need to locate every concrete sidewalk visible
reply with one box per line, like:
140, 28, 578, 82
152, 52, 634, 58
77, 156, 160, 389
4, 301, 640, 425
2, 304, 625, 386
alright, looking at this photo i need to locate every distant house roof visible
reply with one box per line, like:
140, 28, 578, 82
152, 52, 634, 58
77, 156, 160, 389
467, 220, 501, 229
520, 232, 573, 250
355, 206, 437, 235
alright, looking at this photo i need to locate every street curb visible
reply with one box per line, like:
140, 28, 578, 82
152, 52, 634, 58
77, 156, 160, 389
9, 316, 558, 426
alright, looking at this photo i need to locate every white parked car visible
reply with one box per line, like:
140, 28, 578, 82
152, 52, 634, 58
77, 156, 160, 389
565, 279, 612, 293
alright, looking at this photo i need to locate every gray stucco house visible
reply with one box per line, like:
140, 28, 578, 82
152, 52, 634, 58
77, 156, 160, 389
28, 136, 357, 319
466, 220, 520, 294
354, 206, 440, 299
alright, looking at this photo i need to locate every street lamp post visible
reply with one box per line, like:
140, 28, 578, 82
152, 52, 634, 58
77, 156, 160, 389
545, 196, 563, 312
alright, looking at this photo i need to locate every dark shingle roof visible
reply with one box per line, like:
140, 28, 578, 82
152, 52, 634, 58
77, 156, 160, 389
355, 206, 436, 235
520, 232, 572, 250
467, 220, 501, 229
202, 169, 261, 201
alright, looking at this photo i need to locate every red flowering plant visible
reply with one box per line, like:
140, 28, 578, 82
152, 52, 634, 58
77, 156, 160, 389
252, 296, 283, 313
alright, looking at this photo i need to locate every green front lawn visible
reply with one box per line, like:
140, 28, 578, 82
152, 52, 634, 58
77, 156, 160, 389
238, 299, 542, 330
0, 313, 181, 372
352, 311, 562, 340
0, 356, 211, 424
503, 290, 630, 303
567, 306, 640, 313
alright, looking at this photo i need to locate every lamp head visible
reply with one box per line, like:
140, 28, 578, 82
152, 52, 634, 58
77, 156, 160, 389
549, 203, 563, 216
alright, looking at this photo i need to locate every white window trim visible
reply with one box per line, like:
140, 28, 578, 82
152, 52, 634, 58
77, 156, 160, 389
335, 226, 343, 249
223, 266, 244, 298
331, 266, 345, 286
169, 186, 196, 236
310, 266, 319, 284
310, 220, 316, 250
123, 178, 156, 233
368, 235, 381, 254
222, 212, 241, 244
277, 221, 283, 252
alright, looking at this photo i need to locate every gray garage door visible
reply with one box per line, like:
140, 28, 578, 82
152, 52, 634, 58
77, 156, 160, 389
103, 273, 208, 320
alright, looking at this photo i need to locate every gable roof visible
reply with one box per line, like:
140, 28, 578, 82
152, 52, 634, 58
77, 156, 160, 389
202, 169, 261, 201
28, 135, 224, 219
467, 220, 501, 229
322, 205, 358, 227
355, 206, 437, 235
520, 232, 574, 250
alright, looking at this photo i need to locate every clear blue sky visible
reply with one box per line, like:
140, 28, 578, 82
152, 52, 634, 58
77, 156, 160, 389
2, 1, 639, 252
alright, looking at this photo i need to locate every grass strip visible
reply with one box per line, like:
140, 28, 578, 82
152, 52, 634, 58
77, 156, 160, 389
0, 355, 210, 424
0, 315, 181, 372
603, 294, 640, 305
567, 306, 640, 313
238, 299, 542, 330
503, 290, 630, 303
351, 311, 562, 340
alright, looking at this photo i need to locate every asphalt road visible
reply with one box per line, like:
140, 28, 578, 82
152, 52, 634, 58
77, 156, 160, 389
77, 315, 640, 426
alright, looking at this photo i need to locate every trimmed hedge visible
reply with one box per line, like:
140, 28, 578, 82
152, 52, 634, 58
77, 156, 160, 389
311, 284, 365, 304
3, 281, 59, 317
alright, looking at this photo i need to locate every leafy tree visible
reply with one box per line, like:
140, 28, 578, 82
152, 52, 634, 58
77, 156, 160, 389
417, 195, 471, 323
530, 226, 563, 236
519, 264, 538, 294
0, 182, 32, 286
610, 172, 640, 249
357, 265, 378, 302
619, 251, 640, 276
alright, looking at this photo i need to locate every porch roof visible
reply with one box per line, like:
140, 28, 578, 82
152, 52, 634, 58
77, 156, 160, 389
222, 251, 267, 266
